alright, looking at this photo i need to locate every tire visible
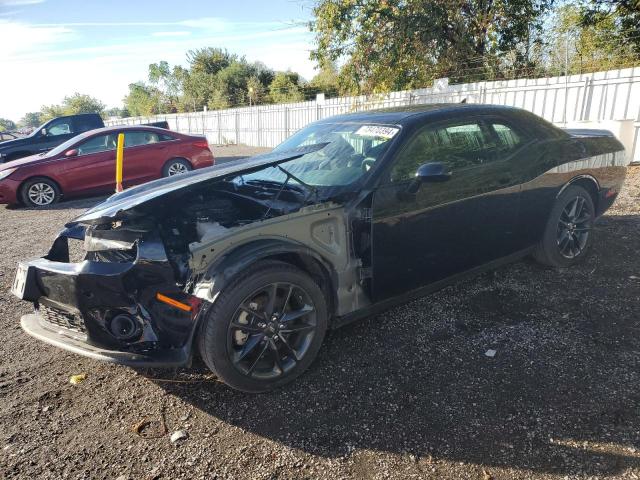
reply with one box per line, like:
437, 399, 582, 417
534, 185, 595, 268
20, 177, 60, 207
198, 260, 328, 393
162, 158, 192, 177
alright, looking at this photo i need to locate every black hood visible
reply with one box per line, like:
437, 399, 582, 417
72, 143, 327, 225
0, 135, 34, 152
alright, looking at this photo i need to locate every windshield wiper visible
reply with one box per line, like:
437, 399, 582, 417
245, 178, 305, 193
260, 166, 319, 219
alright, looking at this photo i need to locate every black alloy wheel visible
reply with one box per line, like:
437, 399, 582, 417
228, 282, 317, 379
534, 184, 595, 267
556, 195, 592, 259
198, 261, 328, 392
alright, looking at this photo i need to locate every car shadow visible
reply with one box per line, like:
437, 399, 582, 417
6, 194, 109, 212
151, 214, 640, 476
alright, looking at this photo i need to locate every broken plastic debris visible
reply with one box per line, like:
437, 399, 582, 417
484, 349, 497, 358
170, 430, 188, 443
69, 373, 87, 385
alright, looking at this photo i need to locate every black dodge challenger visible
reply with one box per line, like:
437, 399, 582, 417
12, 104, 628, 392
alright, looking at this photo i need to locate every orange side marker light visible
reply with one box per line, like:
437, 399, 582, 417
156, 293, 192, 312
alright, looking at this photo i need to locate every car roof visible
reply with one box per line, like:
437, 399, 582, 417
82, 125, 175, 135
319, 103, 522, 125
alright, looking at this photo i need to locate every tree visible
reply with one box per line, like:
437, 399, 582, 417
544, 4, 636, 75
18, 112, 42, 128
581, 0, 640, 52
247, 76, 264, 105
309, 62, 340, 97
40, 104, 66, 122
123, 82, 158, 116
187, 47, 235, 75
62, 93, 106, 115
148, 61, 188, 112
40, 93, 106, 122
269, 72, 305, 103
311, 0, 553, 93
0, 118, 16, 132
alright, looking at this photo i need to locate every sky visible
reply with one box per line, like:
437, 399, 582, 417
0, 0, 317, 122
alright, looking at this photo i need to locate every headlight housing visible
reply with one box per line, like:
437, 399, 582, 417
0, 168, 17, 181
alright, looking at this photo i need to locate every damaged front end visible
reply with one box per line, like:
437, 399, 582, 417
13, 143, 369, 367
15, 222, 201, 366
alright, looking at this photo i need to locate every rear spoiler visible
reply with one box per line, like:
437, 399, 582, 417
563, 128, 615, 138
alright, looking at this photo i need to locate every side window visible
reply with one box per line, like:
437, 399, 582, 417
489, 122, 526, 155
125, 131, 161, 147
46, 119, 74, 137
77, 134, 117, 155
390, 121, 491, 182
74, 116, 102, 133
159, 133, 175, 141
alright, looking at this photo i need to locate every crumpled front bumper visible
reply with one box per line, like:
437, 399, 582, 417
20, 313, 189, 367
15, 226, 199, 367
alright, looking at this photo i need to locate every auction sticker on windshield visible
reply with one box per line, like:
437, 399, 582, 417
354, 125, 399, 139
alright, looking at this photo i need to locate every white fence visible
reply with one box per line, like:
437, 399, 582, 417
107, 67, 640, 163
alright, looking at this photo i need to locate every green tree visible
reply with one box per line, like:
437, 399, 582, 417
148, 61, 188, 112
18, 112, 42, 128
123, 82, 158, 116
309, 62, 340, 97
581, 0, 640, 52
61, 93, 105, 115
246, 75, 264, 105
269, 72, 305, 103
311, 0, 553, 93
187, 47, 235, 75
0, 118, 16, 131
40, 104, 66, 122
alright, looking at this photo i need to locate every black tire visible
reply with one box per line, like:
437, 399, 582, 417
162, 158, 192, 177
198, 260, 328, 393
20, 177, 60, 207
534, 185, 595, 268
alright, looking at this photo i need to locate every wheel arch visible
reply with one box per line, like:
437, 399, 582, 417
557, 175, 599, 212
162, 157, 193, 174
193, 238, 338, 320
19, 175, 63, 199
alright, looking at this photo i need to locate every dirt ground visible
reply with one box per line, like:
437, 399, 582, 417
0, 147, 638, 480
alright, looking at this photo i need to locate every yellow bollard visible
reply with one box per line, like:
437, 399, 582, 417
115, 133, 124, 193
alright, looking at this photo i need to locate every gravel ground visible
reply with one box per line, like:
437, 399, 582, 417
0, 148, 638, 480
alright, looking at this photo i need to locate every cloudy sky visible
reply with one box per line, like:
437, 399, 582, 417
0, 0, 317, 122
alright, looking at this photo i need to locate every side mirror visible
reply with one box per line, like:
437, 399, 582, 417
40, 128, 47, 137
416, 162, 451, 182
64, 149, 78, 157
401, 162, 452, 198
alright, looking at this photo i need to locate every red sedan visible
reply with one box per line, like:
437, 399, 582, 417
0, 126, 214, 207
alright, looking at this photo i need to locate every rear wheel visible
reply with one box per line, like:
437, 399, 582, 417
162, 158, 192, 177
534, 185, 595, 267
198, 261, 328, 393
20, 177, 60, 207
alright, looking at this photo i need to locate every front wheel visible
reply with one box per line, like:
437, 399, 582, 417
534, 185, 595, 268
20, 177, 60, 207
197, 261, 328, 393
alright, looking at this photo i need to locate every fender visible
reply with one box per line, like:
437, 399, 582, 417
191, 238, 339, 314
556, 174, 600, 199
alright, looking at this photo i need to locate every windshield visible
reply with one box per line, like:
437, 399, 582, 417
238, 121, 399, 192
46, 130, 94, 157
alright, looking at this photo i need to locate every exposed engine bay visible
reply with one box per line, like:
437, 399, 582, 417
84, 171, 324, 285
